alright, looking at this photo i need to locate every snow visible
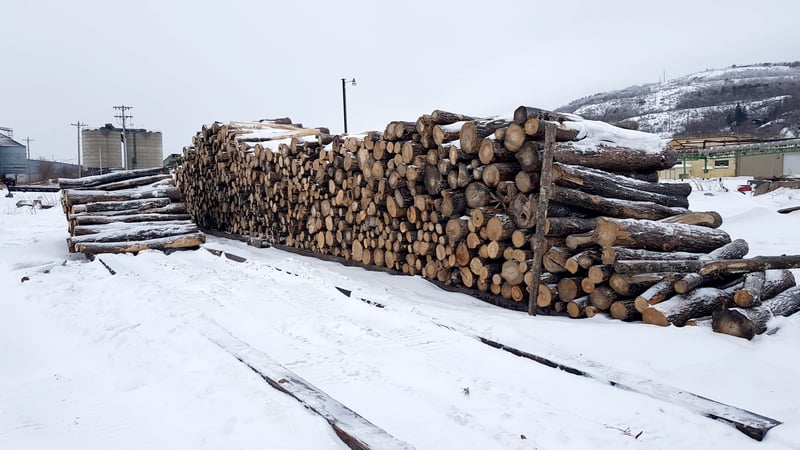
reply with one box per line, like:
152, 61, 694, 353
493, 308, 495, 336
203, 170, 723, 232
3, 179, 800, 449
566, 119, 667, 153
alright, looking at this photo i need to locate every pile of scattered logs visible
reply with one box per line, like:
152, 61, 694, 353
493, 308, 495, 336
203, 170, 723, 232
58, 167, 205, 255
175, 108, 800, 339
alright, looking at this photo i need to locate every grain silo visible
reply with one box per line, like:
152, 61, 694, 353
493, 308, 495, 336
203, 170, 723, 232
82, 124, 163, 171
0, 131, 27, 178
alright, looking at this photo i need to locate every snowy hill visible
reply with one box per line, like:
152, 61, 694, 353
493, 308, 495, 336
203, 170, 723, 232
557, 62, 800, 139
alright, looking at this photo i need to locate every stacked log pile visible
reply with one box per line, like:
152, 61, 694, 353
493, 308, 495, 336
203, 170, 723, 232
58, 168, 204, 255
175, 108, 800, 339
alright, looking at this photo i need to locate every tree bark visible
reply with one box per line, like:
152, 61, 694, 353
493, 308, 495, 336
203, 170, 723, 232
593, 217, 732, 253
643, 286, 740, 327
712, 285, 800, 339
552, 163, 689, 208
733, 269, 796, 307
553, 143, 679, 173
550, 186, 687, 220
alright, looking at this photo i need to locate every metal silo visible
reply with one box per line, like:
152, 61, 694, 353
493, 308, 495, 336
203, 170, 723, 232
82, 124, 163, 171
0, 133, 27, 176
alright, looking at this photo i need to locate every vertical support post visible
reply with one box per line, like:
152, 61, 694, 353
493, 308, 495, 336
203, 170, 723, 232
341, 78, 348, 134
528, 121, 557, 315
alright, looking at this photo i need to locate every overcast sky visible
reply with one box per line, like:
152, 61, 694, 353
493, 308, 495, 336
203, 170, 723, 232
2, 0, 799, 164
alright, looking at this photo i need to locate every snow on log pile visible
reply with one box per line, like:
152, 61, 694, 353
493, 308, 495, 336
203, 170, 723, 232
58, 167, 205, 255
175, 108, 800, 339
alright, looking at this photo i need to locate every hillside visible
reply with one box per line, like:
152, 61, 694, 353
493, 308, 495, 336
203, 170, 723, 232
557, 62, 800, 139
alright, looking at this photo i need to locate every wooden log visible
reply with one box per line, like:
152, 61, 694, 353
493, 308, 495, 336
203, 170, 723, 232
593, 217, 732, 253
551, 163, 691, 197
514, 171, 540, 194
445, 217, 470, 242
608, 272, 674, 296
432, 121, 466, 146
486, 214, 515, 241
613, 259, 705, 274
513, 105, 574, 125
551, 163, 689, 208
557, 277, 585, 302
72, 213, 193, 226
543, 247, 572, 273
431, 110, 475, 125
544, 217, 595, 237
90, 174, 174, 191
550, 186, 686, 220
58, 167, 167, 189
465, 182, 495, 209
72, 220, 195, 236
68, 223, 199, 247
643, 285, 740, 327
564, 231, 594, 250
590, 285, 620, 311
73, 232, 206, 255
672, 239, 751, 293
553, 143, 679, 173
536, 283, 559, 307
459, 118, 512, 154
527, 122, 556, 315
733, 269, 796, 308
712, 286, 800, 339
507, 193, 537, 229
566, 296, 592, 318
634, 279, 677, 313
64, 186, 184, 205
482, 162, 520, 188
700, 255, 800, 276
514, 141, 540, 172
479, 138, 515, 164
601, 246, 705, 265
503, 123, 527, 152
610, 299, 641, 321
587, 264, 614, 284
564, 248, 601, 274
659, 211, 723, 228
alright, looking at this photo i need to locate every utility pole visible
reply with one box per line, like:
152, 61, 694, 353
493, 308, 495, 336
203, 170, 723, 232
24, 137, 35, 183
113, 105, 133, 169
70, 121, 88, 178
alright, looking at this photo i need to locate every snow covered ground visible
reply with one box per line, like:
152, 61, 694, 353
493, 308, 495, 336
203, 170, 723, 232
2, 179, 800, 450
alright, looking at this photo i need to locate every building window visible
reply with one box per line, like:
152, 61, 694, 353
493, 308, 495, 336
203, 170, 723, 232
714, 160, 730, 168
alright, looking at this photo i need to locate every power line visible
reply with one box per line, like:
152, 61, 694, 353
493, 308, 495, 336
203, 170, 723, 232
113, 105, 133, 169
70, 121, 88, 178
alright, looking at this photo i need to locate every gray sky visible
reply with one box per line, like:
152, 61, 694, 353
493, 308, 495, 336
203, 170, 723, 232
2, 0, 799, 164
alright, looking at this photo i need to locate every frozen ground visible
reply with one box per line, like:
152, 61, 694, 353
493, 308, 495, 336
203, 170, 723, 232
2, 179, 799, 449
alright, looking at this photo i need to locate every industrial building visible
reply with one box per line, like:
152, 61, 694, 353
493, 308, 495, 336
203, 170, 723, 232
82, 124, 163, 171
660, 136, 800, 179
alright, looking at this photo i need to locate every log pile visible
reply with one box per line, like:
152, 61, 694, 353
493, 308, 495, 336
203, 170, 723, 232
58, 168, 205, 255
174, 108, 800, 338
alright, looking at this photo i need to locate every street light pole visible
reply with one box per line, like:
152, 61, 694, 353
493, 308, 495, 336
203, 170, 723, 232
70, 121, 88, 178
341, 77, 356, 134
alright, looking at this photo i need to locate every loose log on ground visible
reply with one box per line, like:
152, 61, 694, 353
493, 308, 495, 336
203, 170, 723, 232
712, 285, 800, 339
610, 299, 641, 321
733, 269, 796, 308
643, 286, 740, 327
593, 217, 732, 253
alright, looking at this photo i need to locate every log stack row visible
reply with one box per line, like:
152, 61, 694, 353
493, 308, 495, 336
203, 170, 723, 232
175, 108, 800, 339
58, 168, 205, 255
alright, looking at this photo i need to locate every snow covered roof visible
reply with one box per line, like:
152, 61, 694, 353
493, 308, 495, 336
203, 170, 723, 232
0, 134, 25, 148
